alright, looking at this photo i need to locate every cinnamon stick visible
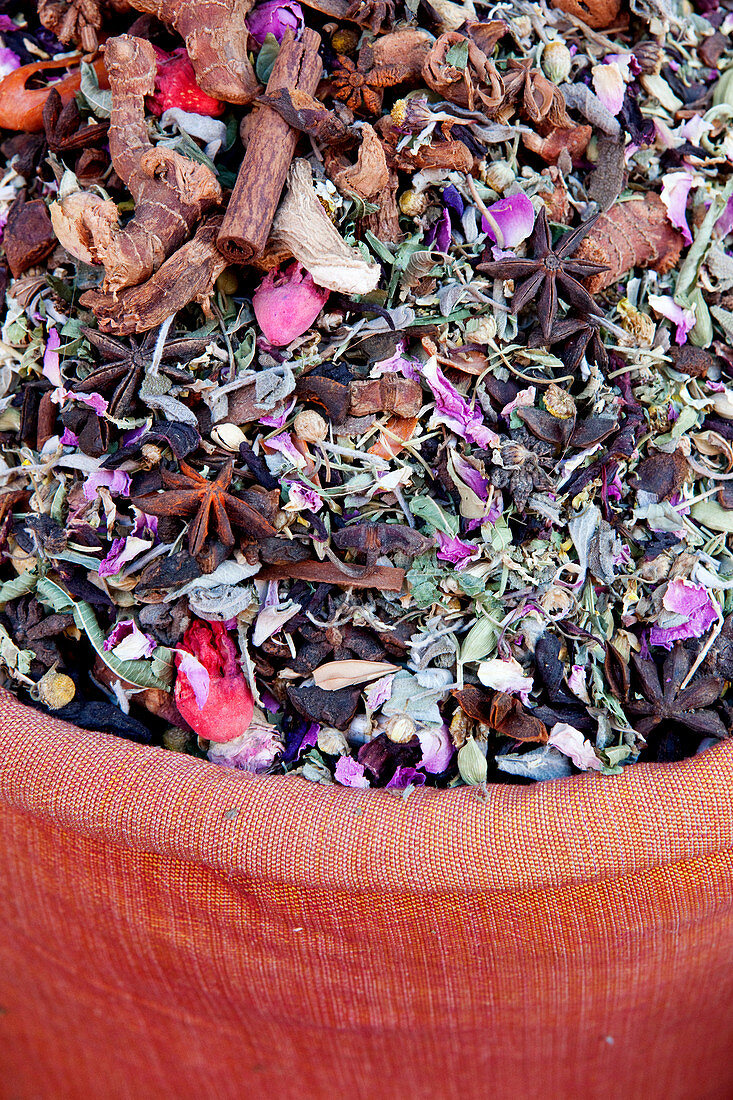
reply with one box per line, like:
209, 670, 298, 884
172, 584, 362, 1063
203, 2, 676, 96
258, 561, 405, 591
217, 28, 322, 263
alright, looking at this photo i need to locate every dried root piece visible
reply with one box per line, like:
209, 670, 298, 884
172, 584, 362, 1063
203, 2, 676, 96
79, 216, 228, 334
51, 35, 221, 296
38, 0, 131, 52
126, 0, 259, 104
575, 194, 686, 294
270, 159, 380, 295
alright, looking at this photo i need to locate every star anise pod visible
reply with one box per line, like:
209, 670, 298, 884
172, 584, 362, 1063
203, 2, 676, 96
626, 644, 728, 740
329, 55, 389, 115
66, 328, 208, 455
133, 460, 277, 557
344, 0, 395, 35
478, 208, 607, 339
42, 88, 109, 157
528, 314, 609, 372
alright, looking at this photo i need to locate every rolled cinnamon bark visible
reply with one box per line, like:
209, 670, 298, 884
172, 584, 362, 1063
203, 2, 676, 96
217, 28, 322, 264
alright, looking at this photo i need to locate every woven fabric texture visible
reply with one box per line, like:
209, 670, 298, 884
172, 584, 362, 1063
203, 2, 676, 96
1, 687, 732, 1099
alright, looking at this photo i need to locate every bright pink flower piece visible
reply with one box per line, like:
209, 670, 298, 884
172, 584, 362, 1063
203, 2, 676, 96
175, 620, 254, 742
481, 193, 535, 248
253, 263, 330, 346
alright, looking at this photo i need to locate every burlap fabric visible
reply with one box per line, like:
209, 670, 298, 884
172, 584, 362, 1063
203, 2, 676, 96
1, 687, 732, 1098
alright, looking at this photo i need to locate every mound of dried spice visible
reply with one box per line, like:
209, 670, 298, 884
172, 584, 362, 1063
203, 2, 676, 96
1, 0, 733, 791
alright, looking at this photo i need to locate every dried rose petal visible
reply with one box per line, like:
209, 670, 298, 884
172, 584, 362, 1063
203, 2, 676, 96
247, 1, 304, 44
649, 578, 718, 649
253, 263, 330, 346
148, 47, 224, 118
175, 620, 254, 742
481, 193, 535, 249
660, 170, 696, 245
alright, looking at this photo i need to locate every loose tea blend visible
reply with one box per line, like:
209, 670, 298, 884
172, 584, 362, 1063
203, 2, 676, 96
1, 0, 732, 789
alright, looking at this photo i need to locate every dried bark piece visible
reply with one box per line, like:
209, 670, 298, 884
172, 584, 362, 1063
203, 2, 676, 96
286, 682, 361, 729
126, 0, 259, 104
575, 195, 686, 294
326, 124, 389, 202
549, 0, 621, 30
522, 125, 592, 165
270, 159, 380, 295
632, 449, 690, 501
669, 345, 713, 378
259, 561, 405, 590
489, 692, 548, 743
257, 88, 349, 145
368, 30, 433, 82
3, 196, 56, 278
295, 374, 351, 423
360, 167, 401, 244
51, 36, 221, 296
79, 216, 228, 334
422, 32, 503, 114
349, 378, 423, 417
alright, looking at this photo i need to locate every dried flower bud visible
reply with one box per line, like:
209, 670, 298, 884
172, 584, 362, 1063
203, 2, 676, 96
212, 423, 247, 452
385, 714, 417, 743
634, 41, 663, 76
544, 384, 575, 420
457, 735, 488, 785
541, 41, 572, 84
294, 409, 328, 442
162, 726, 195, 752
399, 189, 430, 217
482, 159, 515, 193
36, 670, 75, 710
617, 298, 656, 345
318, 725, 350, 755
688, 288, 713, 349
449, 707, 472, 748
141, 442, 164, 468
332, 27, 360, 53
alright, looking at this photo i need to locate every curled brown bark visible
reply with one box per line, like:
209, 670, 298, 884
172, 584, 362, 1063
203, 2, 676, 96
421, 32, 503, 114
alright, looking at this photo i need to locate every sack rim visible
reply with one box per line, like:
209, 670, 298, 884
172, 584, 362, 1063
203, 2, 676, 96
1, 688, 731, 895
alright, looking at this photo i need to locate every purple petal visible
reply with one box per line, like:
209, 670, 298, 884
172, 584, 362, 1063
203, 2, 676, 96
98, 536, 152, 578
104, 619, 157, 659
451, 452, 490, 499
246, 0, 304, 43
75, 391, 109, 416
417, 723, 454, 774
334, 755, 370, 788
42, 328, 62, 387
442, 184, 464, 218
0, 45, 20, 80
660, 170, 695, 245
649, 578, 718, 649
435, 532, 480, 570
175, 650, 211, 710
422, 357, 498, 448
481, 193, 535, 249
83, 469, 131, 501
385, 765, 425, 789
647, 294, 696, 344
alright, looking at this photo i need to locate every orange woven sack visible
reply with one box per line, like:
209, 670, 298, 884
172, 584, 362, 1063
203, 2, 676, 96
1, 687, 733, 1099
